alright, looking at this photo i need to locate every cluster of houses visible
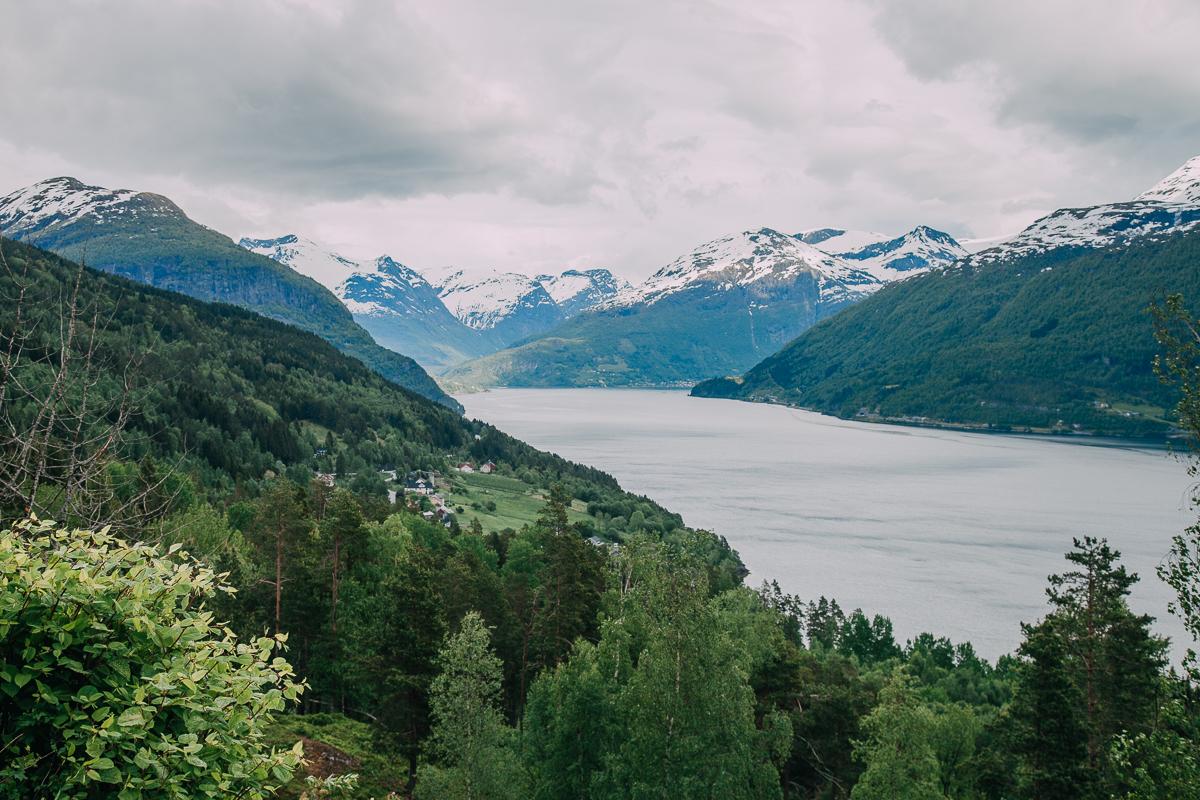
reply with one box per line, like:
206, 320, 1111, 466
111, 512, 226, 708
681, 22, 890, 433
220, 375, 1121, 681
312, 460, 502, 530
402, 470, 457, 526
454, 460, 496, 474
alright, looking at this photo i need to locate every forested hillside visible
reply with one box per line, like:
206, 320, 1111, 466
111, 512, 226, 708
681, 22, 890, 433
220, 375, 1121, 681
0, 237, 702, 546
695, 228, 1200, 438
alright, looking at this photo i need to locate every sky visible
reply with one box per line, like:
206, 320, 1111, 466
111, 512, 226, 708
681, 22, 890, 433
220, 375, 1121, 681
2, 0, 1199, 281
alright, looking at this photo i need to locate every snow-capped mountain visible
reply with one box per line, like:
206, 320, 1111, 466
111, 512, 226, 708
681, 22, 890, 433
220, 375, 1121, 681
536, 268, 631, 317
964, 155, 1200, 266
339, 255, 438, 316
239, 234, 491, 368
0, 176, 187, 239
239, 234, 359, 291
611, 227, 882, 308
830, 226, 968, 281
797, 228, 892, 251
237, 234, 632, 365
1137, 155, 1200, 205
433, 269, 564, 344
443, 228, 885, 389
796, 226, 967, 281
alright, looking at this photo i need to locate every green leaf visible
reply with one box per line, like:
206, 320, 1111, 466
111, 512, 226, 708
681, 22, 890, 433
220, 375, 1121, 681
116, 708, 144, 727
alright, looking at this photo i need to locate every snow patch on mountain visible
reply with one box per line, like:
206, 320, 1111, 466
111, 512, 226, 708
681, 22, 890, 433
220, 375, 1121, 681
797, 228, 891, 251
833, 226, 968, 281
612, 228, 881, 308
963, 155, 1200, 266
536, 268, 631, 315
434, 270, 558, 331
1136, 155, 1200, 205
239, 234, 358, 291
339, 256, 437, 317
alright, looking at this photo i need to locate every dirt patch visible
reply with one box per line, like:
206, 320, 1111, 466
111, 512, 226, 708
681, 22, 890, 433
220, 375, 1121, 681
299, 736, 361, 780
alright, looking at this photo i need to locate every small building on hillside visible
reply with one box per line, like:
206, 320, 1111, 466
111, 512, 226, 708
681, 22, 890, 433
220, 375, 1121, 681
405, 477, 432, 495
456, 462, 475, 473
480, 461, 496, 474
315, 472, 335, 487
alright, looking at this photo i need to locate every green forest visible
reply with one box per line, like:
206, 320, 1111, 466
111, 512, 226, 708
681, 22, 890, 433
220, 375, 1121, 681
4, 236, 1200, 800
694, 228, 1200, 439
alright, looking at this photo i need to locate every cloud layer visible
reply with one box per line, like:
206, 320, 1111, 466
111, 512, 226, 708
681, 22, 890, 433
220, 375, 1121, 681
2, 0, 1197, 278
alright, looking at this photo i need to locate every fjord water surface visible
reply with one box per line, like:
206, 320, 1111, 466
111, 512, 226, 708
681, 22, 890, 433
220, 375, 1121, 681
459, 388, 1195, 660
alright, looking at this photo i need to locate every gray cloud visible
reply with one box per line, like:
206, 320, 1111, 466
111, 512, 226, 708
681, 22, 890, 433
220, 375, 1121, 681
870, 1, 1200, 168
1, 0, 1197, 279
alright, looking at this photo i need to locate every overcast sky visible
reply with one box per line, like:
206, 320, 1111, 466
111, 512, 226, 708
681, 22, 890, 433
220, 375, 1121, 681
3, 0, 1199, 280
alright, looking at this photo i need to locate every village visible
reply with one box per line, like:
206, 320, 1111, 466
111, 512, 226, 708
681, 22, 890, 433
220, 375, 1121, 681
310, 456, 614, 545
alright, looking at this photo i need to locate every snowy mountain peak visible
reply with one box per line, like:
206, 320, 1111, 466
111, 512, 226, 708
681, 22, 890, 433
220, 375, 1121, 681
831, 225, 968, 281
535, 268, 630, 315
964, 156, 1200, 267
614, 227, 880, 307
1136, 155, 1200, 205
0, 176, 182, 238
371, 255, 431, 288
435, 269, 558, 331
239, 234, 359, 291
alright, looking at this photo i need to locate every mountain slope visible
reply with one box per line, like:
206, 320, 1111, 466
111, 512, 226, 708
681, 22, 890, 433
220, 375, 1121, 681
693, 228, 1200, 437
442, 228, 882, 388
0, 178, 458, 411
340, 256, 493, 367
1137, 154, 1200, 204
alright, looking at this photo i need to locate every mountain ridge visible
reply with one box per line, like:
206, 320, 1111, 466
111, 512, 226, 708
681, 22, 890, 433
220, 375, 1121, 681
0, 177, 460, 411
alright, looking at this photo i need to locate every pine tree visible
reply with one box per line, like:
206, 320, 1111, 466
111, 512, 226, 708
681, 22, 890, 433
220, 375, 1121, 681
1009, 621, 1092, 799
250, 479, 309, 635
1046, 537, 1166, 768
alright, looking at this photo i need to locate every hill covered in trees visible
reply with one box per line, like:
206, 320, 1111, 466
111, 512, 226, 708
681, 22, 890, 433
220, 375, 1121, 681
694, 228, 1200, 438
0, 237, 712, 551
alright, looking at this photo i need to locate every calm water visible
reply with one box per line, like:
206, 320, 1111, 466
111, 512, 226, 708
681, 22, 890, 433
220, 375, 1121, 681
459, 388, 1198, 660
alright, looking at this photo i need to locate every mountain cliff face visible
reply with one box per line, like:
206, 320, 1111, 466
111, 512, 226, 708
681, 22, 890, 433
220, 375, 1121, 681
0, 178, 460, 411
693, 156, 1200, 438
441, 228, 883, 388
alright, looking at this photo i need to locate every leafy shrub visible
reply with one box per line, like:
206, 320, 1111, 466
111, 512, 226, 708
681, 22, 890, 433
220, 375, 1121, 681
0, 518, 304, 799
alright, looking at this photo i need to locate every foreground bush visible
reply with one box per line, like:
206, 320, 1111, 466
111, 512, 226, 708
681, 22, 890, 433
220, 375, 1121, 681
0, 518, 304, 799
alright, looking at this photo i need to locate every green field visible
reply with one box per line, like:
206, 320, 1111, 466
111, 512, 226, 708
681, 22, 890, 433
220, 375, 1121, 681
439, 470, 591, 532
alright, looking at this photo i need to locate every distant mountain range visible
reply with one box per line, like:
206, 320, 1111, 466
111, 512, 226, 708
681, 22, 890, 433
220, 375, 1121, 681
441, 224, 966, 388
694, 155, 1200, 438
239, 234, 629, 369
0, 178, 460, 410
